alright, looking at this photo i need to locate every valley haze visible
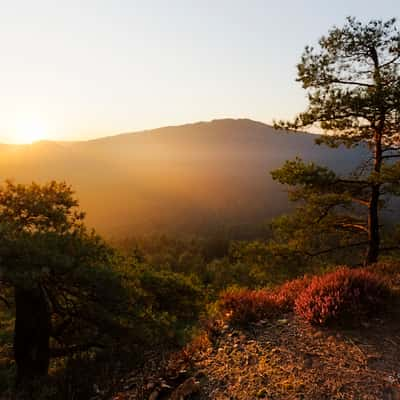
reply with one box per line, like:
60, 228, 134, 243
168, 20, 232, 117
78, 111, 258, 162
0, 118, 364, 238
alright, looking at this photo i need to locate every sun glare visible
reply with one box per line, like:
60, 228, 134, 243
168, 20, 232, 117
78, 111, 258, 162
11, 118, 48, 144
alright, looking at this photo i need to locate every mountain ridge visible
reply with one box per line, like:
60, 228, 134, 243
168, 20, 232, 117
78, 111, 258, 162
0, 118, 363, 238
1, 118, 312, 147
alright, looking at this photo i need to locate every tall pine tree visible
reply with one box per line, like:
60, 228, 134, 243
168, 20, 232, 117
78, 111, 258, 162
273, 17, 400, 265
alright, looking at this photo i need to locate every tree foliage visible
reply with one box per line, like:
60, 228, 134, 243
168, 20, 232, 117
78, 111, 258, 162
0, 181, 210, 398
273, 17, 400, 265
0, 181, 128, 388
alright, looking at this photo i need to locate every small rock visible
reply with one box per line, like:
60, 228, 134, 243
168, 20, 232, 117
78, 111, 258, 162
277, 318, 288, 325
194, 370, 207, 380
260, 373, 269, 384
303, 354, 313, 369
146, 382, 156, 391
160, 382, 173, 390
93, 384, 101, 394
148, 389, 160, 400
271, 348, 280, 354
170, 377, 200, 400
247, 354, 258, 365
256, 388, 268, 398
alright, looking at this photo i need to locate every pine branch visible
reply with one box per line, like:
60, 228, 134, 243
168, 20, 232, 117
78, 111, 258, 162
350, 197, 370, 207
303, 241, 369, 257
336, 178, 370, 186
382, 154, 400, 159
334, 222, 369, 233
380, 54, 400, 68
380, 245, 400, 252
0, 295, 10, 308
50, 342, 106, 358
329, 79, 374, 87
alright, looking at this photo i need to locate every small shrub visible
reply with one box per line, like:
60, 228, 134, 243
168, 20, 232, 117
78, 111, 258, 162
138, 268, 204, 321
177, 332, 211, 366
218, 288, 279, 324
369, 262, 400, 289
295, 267, 391, 326
218, 276, 311, 325
273, 276, 310, 312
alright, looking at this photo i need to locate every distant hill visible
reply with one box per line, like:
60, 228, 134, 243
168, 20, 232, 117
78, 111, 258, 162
0, 119, 365, 238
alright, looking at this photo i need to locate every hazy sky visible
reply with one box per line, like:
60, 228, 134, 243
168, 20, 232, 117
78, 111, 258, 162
0, 0, 398, 143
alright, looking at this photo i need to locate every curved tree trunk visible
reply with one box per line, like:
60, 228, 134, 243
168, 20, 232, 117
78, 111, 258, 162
14, 285, 51, 387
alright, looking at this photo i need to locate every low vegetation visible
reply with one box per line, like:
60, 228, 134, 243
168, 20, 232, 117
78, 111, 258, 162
218, 276, 311, 325
218, 267, 395, 326
295, 268, 392, 326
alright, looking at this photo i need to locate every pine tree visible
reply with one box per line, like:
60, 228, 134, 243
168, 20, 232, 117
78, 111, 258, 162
273, 17, 400, 265
0, 181, 127, 387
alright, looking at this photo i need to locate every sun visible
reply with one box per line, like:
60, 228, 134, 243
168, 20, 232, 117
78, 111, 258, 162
11, 117, 48, 144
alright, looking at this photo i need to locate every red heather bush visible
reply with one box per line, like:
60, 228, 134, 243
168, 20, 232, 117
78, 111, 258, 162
273, 276, 311, 312
219, 277, 311, 325
219, 288, 279, 324
295, 267, 391, 326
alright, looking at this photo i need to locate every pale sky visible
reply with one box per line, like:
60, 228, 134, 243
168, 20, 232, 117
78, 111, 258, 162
0, 0, 398, 143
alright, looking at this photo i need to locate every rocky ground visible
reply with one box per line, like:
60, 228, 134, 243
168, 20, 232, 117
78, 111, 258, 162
111, 311, 400, 400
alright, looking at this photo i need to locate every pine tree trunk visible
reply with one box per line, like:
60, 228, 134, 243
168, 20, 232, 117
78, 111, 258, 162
365, 184, 380, 265
14, 285, 51, 387
364, 47, 384, 266
365, 124, 382, 266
